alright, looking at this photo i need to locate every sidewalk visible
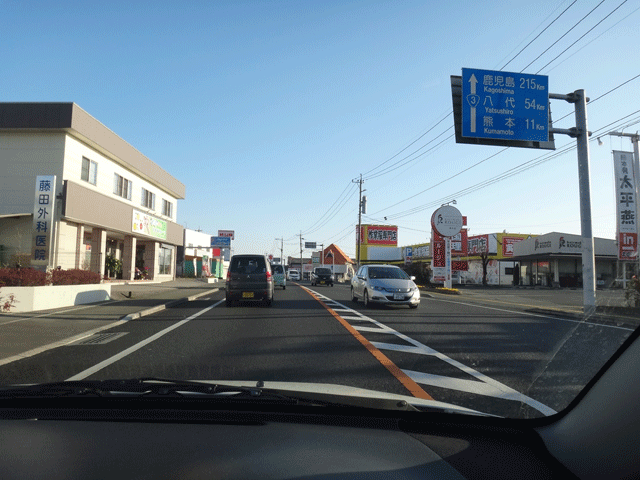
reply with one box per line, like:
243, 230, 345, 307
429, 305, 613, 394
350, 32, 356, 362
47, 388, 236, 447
0, 278, 224, 366
422, 286, 640, 326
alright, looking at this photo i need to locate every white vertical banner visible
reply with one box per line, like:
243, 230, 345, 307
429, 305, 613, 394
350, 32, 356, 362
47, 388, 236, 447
613, 151, 638, 260
31, 175, 56, 267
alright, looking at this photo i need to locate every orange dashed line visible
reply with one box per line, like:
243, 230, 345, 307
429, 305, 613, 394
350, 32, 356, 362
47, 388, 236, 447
302, 286, 433, 401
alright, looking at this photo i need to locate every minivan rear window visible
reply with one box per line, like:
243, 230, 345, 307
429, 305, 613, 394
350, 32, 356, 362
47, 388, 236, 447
230, 256, 266, 274
271, 265, 284, 274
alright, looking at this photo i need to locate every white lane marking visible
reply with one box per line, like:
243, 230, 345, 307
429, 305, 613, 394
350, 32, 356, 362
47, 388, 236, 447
433, 297, 635, 332
66, 300, 224, 381
353, 326, 397, 334
404, 370, 557, 416
370, 342, 437, 355
308, 289, 556, 416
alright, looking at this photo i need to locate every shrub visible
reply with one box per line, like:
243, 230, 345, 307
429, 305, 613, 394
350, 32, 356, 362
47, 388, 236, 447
0, 268, 48, 287
51, 269, 101, 285
435, 287, 460, 295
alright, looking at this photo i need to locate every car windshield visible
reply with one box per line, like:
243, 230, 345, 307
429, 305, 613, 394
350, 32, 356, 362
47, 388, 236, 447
368, 267, 409, 280
1, 2, 639, 422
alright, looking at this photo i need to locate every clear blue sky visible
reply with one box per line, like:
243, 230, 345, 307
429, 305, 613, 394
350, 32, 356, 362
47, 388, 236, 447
3, 0, 639, 260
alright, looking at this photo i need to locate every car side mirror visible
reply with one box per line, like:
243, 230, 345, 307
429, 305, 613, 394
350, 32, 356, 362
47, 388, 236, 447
410, 276, 416, 281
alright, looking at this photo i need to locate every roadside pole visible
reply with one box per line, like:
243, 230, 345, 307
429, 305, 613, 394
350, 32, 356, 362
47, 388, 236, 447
550, 90, 596, 315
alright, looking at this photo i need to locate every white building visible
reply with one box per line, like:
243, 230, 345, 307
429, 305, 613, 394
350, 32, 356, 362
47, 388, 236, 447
0, 103, 185, 281
178, 229, 228, 278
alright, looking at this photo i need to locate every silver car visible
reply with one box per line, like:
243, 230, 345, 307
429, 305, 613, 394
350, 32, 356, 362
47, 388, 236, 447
351, 265, 420, 309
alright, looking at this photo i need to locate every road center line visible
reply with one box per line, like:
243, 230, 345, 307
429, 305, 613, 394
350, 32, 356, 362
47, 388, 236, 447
66, 300, 224, 381
300, 285, 434, 401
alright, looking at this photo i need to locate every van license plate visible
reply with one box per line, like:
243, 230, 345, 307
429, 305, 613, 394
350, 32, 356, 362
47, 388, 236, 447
242, 292, 254, 298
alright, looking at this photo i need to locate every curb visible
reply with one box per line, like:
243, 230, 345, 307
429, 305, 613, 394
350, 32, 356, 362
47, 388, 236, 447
120, 287, 222, 321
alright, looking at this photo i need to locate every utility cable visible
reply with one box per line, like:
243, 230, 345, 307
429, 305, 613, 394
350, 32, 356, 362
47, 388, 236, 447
501, 0, 578, 70
536, 0, 629, 73
520, 0, 606, 72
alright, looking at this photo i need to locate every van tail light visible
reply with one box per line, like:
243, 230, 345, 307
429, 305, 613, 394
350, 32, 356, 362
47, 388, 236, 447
266, 271, 272, 282
226, 270, 231, 281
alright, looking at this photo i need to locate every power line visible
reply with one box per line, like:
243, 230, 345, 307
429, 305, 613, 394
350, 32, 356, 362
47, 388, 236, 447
520, 0, 607, 72
544, 4, 640, 74
362, 111, 452, 178
303, 185, 359, 237
364, 130, 454, 181
380, 109, 640, 221
501, 0, 578, 70
536, 0, 629, 73
301, 181, 355, 235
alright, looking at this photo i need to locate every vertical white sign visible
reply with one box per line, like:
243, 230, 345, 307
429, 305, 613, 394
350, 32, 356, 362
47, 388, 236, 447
613, 151, 638, 260
31, 175, 56, 267
445, 237, 452, 289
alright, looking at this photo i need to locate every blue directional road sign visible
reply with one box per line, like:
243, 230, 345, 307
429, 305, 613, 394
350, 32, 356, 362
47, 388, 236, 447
211, 236, 231, 248
462, 68, 548, 142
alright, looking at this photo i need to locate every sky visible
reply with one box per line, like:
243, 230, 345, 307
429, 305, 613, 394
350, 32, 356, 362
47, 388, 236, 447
3, 0, 639, 261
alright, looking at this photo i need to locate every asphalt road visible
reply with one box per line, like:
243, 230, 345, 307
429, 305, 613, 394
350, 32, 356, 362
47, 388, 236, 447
0, 282, 634, 419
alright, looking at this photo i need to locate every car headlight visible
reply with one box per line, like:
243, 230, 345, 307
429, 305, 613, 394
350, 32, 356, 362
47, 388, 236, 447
371, 285, 385, 291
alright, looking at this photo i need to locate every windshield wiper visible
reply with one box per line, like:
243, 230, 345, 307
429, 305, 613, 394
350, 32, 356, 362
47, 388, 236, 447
0, 378, 494, 415
0, 378, 297, 403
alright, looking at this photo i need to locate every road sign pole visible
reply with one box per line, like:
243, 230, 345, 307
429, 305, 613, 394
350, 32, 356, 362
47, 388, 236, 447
574, 90, 596, 315
445, 237, 452, 289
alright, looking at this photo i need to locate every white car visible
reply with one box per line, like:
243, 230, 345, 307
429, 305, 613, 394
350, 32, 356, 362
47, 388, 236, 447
288, 269, 300, 281
351, 264, 420, 308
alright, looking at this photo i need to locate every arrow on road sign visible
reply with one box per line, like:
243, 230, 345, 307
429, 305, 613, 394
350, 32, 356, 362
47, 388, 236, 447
466, 74, 479, 133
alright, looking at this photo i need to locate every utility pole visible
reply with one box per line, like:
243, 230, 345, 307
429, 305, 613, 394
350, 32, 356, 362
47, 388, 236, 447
352, 174, 365, 269
298, 231, 304, 281
275, 237, 284, 265
550, 89, 596, 315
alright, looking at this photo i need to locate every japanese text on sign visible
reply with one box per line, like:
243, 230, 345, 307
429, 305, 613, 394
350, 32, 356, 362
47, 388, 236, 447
462, 68, 549, 142
613, 151, 638, 260
31, 175, 56, 266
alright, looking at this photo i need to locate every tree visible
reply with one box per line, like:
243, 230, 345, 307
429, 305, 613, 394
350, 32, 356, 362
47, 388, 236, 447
479, 248, 490, 286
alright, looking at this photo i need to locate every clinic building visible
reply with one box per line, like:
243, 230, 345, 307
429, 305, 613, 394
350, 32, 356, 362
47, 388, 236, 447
0, 103, 184, 281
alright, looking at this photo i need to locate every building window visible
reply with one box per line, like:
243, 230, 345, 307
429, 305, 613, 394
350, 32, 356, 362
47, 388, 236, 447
162, 199, 173, 218
141, 188, 155, 210
158, 246, 172, 275
81, 157, 98, 185
113, 173, 132, 200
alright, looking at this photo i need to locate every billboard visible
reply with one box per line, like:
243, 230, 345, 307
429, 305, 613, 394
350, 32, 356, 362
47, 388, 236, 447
210, 236, 231, 248
133, 210, 167, 240
498, 234, 529, 259
361, 225, 398, 245
467, 234, 498, 256
433, 229, 468, 256
613, 151, 638, 260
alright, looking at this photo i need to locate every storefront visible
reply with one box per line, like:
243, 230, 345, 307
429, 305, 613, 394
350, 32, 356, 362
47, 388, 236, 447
512, 232, 617, 287
0, 103, 184, 281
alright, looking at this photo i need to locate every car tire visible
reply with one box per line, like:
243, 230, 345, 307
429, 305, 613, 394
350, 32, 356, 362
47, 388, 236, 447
363, 290, 369, 308
409, 304, 418, 309
283, 285, 286, 290
351, 287, 358, 303
265, 296, 273, 307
